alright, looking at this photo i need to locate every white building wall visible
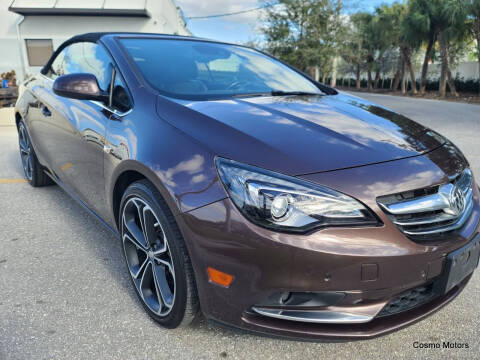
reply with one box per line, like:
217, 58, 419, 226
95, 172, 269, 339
0, 0, 190, 81
0, 0, 24, 81
418, 62, 480, 81
342, 61, 479, 83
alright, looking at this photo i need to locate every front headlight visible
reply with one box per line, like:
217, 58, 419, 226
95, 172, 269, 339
216, 158, 379, 233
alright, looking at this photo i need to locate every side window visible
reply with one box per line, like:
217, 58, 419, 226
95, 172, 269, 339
111, 71, 132, 113
48, 42, 113, 92
50, 49, 66, 79
48, 41, 131, 113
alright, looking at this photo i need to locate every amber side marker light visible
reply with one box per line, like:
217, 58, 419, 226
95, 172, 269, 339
207, 267, 234, 288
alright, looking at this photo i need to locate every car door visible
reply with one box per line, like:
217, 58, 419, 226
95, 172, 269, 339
32, 41, 115, 217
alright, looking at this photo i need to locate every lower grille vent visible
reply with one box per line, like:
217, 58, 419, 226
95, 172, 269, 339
378, 283, 436, 317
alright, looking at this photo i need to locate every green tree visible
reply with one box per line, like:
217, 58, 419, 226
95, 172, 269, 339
465, 0, 480, 93
438, 1, 470, 97
403, 0, 437, 94
339, 19, 366, 89
262, 0, 339, 79
376, 3, 419, 94
349, 12, 389, 90
398, 0, 470, 97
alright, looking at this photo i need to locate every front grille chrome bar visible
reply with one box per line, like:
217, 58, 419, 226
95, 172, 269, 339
381, 188, 458, 215
377, 168, 474, 238
392, 189, 472, 227
401, 197, 473, 236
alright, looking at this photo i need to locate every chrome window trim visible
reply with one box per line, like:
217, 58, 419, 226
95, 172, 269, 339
90, 100, 133, 117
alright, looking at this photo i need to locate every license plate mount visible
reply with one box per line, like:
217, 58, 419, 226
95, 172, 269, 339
436, 233, 480, 295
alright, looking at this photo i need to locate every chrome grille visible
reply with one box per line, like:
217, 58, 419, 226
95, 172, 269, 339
377, 168, 473, 238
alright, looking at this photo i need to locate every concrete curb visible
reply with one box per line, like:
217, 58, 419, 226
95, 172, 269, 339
0, 108, 15, 127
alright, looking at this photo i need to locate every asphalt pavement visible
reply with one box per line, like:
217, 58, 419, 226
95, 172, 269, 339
1, 94, 480, 360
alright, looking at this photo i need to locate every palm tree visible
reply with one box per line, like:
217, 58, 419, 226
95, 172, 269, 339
339, 25, 365, 89
434, 0, 470, 97
402, 0, 470, 97
350, 13, 374, 90
404, 0, 437, 94
377, 3, 418, 94
465, 0, 480, 94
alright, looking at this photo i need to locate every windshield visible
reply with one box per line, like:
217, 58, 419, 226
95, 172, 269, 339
119, 38, 323, 100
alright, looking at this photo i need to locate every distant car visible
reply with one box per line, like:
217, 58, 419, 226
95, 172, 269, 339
14, 32, 480, 340
0, 86, 18, 107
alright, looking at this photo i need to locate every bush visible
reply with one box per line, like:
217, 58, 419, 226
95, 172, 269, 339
335, 76, 479, 93
454, 76, 479, 93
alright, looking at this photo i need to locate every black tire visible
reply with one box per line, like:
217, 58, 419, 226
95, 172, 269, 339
119, 180, 199, 328
17, 119, 53, 187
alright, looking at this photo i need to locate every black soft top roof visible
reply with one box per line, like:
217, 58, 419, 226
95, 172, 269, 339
41, 32, 198, 75
40, 32, 337, 95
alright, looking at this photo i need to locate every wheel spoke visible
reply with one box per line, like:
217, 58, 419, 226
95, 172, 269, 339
153, 261, 174, 309
123, 234, 148, 280
133, 199, 149, 247
27, 156, 33, 175
140, 262, 161, 314
19, 125, 25, 143
122, 201, 148, 250
152, 264, 165, 312
123, 234, 148, 279
20, 152, 28, 166
19, 129, 27, 153
135, 258, 148, 279
154, 256, 174, 276
152, 243, 167, 256
122, 196, 176, 316
18, 124, 33, 180
142, 206, 159, 248
122, 214, 147, 250
123, 233, 148, 256
21, 127, 29, 149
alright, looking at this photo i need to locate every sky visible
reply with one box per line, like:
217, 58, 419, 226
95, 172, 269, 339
176, 0, 397, 44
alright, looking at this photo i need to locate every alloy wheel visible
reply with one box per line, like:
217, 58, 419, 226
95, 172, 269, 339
18, 123, 33, 181
122, 197, 176, 316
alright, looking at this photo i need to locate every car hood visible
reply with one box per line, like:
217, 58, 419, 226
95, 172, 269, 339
157, 92, 445, 175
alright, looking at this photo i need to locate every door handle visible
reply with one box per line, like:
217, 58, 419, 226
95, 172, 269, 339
42, 106, 52, 117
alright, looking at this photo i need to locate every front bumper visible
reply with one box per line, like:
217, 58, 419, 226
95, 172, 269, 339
240, 274, 471, 340
177, 148, 480, 340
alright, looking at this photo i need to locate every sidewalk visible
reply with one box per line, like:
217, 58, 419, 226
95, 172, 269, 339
0, 108, 15, 127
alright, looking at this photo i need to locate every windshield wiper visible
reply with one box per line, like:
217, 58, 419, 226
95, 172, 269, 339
229, 90, 323, 99
230, 92, 272, 98
270, 90, 322, 96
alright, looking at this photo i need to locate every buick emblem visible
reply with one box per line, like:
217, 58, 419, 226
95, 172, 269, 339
445, 185, 465, 216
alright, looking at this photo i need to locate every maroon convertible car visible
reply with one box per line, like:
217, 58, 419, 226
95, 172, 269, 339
14, 32, 480, 340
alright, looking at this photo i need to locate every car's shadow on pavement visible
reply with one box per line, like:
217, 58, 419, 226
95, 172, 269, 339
32, 182, 262, 339
35, 185, 139, 298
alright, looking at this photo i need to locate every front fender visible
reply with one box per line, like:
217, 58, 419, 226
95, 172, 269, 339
104, 109, 227, 230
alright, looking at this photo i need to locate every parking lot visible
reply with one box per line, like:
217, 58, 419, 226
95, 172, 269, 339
1, 93, 479, 360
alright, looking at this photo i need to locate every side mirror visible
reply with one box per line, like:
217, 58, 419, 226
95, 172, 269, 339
53, 73, 109, 103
